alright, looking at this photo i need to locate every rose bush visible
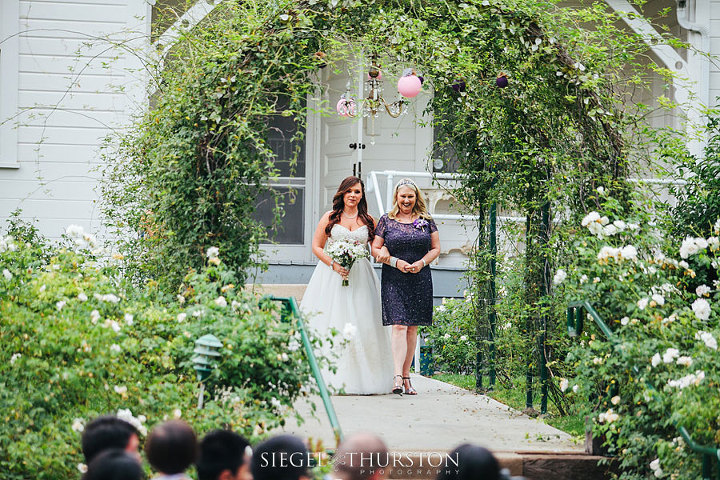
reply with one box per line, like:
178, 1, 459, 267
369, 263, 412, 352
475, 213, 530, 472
425, 298, 477, 374
0, 221, 330, 480
557, 201, 720, 479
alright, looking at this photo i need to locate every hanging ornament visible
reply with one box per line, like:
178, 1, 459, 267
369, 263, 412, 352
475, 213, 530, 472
496, 72, 509, 88
451, 78, 466, 93
336, 93, 357, 117
397, 69, 422, 98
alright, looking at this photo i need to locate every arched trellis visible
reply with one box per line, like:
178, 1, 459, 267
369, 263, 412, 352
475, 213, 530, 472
105, 0, 670, 413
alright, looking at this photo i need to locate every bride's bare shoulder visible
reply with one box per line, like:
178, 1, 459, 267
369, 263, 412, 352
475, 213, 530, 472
316, 211, 333, 228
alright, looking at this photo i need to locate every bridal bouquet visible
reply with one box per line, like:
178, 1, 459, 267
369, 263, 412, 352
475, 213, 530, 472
326, 240, 369, 286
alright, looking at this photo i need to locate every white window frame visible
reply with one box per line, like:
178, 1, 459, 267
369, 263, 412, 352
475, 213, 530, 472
0, 0, 19, 169
259, 92, 320, 264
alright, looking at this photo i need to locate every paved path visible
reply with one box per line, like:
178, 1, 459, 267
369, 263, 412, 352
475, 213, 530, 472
282, 374, 583, 453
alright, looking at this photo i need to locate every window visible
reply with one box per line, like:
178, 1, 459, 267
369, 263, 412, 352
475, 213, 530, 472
253, 95, 307, 245
0, 0, 19, 168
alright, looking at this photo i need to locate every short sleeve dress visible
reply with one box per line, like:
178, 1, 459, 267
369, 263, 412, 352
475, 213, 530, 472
375, 214, 438, 326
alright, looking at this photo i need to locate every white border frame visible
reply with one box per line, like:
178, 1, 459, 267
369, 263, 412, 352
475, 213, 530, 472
0, 0, 19, 169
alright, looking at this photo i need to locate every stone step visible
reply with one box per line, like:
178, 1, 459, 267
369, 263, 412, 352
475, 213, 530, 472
383, 451, 613, 480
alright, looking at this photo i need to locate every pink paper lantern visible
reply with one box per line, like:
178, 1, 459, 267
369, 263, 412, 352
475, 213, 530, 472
397, 74, 422, 98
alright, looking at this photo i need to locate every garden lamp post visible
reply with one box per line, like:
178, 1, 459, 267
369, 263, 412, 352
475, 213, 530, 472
192, 334, 223, 409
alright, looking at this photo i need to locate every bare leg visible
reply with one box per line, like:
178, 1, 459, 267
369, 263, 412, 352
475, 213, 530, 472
403, 326, 418, 393
391, 325, 408, 391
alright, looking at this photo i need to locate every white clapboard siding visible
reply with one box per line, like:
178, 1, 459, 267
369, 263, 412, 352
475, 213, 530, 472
1, 0, 149, 241
710, 2, 720, 108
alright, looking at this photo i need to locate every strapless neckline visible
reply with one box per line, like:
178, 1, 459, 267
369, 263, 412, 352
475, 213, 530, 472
333, 224, 368, 233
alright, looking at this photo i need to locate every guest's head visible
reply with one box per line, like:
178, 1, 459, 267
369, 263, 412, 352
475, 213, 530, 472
389, 178, 430, 220
436, 444, 500, 480
82, 448, 144, 480
333, 432, 388, 480
145, 420, 197, 475
82, 415, 141, 463
251, 434, 312, 480
196, 429, 252, 480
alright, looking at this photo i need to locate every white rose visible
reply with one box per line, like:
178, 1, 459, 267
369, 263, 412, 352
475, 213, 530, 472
620, 245, 637, 260
637, 298, 649, 310
695, 331, 717, 350
602, 224, 618, 236
662, 348, 679, 364
651, 353, 661, 367
581, 211, 600, 227
676, 356, 693, 367
553, 269, 567, 285
559, 378, 569, 392
71, 418, 85, 433
651, 294, 665, 306
696, 285, 711, 297
692, 298, 711, 321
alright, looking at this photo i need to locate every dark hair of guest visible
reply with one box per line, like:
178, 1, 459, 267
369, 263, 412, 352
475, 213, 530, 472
81, 415, 139, 463
196, 429, 250, 480
325, 176, 375, 242
82, 449, 143, 480
145, 420, 197, 475
435, 444, 501, 480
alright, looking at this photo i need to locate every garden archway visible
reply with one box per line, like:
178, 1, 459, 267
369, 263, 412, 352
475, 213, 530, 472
105, 0, 658, 414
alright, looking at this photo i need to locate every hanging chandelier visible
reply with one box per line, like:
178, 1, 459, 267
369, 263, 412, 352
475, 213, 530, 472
337, 54, 422, 119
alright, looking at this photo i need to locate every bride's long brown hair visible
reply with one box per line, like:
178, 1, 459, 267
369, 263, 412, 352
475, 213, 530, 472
325, 176, 375, 242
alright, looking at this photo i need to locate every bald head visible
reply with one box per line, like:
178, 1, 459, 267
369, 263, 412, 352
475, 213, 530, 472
333, 433, 388, 480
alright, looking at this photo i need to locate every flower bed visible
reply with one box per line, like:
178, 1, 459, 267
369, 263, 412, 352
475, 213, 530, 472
0, 222, 328, 479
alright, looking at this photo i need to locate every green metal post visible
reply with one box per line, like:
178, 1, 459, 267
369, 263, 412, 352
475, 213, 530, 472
540, 202, 550, 415
488, 201, 497, 389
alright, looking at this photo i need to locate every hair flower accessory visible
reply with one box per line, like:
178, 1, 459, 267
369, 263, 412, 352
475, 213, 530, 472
413, 218, 429, 230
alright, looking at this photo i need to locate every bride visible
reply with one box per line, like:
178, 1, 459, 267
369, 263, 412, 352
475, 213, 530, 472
300, 176, 393, 394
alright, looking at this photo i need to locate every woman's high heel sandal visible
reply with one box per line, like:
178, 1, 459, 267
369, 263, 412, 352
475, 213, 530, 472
392, 375, 403, 395
402, 376, 417, 395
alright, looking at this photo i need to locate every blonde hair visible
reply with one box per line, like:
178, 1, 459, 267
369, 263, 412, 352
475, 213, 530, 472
387, 179, 432, 220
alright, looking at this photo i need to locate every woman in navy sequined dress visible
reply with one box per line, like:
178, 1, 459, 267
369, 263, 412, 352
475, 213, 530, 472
372, 179, 441, 395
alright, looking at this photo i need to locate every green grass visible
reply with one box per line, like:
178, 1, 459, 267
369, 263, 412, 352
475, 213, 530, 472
431, 373, 585, 437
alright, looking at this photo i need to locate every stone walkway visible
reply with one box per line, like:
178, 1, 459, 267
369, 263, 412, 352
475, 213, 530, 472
282, 374, 583, 453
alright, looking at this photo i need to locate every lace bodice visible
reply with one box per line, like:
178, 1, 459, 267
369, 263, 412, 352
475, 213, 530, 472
327, 224, 369, 244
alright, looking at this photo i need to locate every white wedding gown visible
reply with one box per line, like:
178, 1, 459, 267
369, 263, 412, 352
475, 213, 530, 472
300, 224, 393, 394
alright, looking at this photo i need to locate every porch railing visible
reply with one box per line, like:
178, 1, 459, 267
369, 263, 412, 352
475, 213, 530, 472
567, 300, 720, 479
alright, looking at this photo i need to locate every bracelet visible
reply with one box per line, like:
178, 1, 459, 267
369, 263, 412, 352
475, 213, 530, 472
389, 257, 398, 268
330, 260, 335, 269
421, 258, 427, 267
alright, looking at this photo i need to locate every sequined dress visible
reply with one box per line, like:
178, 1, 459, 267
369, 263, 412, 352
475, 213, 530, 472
300, 224, 393, 394
375, 215, 437, 326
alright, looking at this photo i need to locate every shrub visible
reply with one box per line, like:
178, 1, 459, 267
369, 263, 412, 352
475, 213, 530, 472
425, 298, 477, 374
559, 203, 720, 479
0, 223, 329, 480
668, 114, 720, 291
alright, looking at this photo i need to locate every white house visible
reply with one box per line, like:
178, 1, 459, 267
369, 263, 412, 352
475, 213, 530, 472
1, 0, 717, 297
